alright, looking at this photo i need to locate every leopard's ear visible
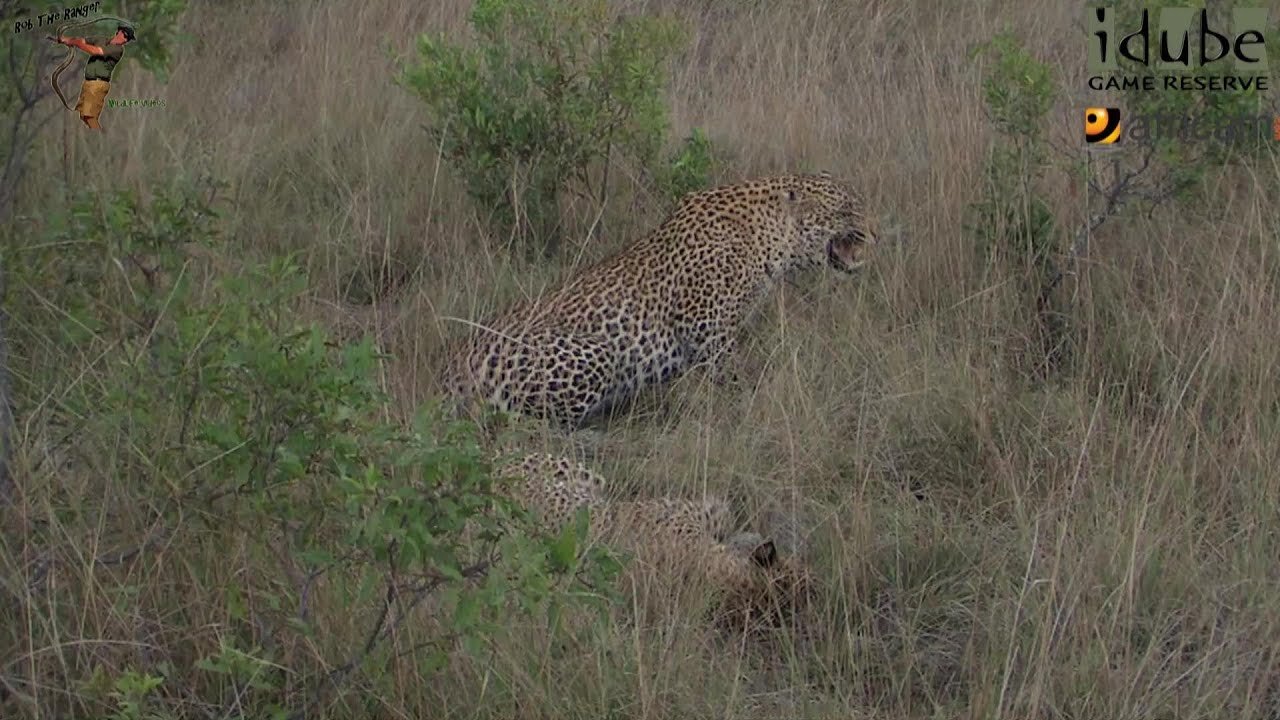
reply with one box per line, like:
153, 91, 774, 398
751, 539, 778, 568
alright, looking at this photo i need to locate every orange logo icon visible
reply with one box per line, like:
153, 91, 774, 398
1085, 107, 1122, 144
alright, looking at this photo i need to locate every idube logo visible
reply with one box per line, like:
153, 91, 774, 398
1086, 6, 1271, 92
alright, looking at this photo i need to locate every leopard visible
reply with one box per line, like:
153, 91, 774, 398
496, 452, 814, 631
441, 172, 879, 429
497, 452, 731, 542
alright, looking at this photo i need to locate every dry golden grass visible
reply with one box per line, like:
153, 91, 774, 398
4, 0, 1280, 717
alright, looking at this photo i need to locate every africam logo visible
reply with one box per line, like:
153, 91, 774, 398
1085, 106, 1279, 147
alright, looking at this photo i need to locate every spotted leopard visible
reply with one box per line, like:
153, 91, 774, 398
442, 172, 878, 428
497, 452, 814, 630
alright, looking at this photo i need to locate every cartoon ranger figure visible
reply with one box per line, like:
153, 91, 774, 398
46, 21, 136, 130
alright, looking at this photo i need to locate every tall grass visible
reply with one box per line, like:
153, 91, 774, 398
4, 0, 1279, 717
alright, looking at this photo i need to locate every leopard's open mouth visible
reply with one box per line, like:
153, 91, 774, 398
826, 232, 867, 273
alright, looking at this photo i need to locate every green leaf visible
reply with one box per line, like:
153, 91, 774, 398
225, 585, 247, 622
549, 524, 578, 572
420, 648, 449, 676
454, 594, 481, 629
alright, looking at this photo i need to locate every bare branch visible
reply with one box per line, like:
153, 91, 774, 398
1041, 133, 1178, 307
285, 555, 493, 720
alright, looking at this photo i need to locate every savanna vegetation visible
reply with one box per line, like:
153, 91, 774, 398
2, 0, 1278, 717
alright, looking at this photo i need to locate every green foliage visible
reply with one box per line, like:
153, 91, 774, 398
398, 0, 691, 254
106, 669, 167, 720
974, 31, 1057, 140
12, 178, 221, 358
969, 31, 1059, 278
969, 31, 1066, 378
970, 148, 1059, 285
4, 175, 621, 713
653, 127, 718, 200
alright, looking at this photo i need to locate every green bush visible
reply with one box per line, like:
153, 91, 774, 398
2, 178, 619, 716
398, 0, 704, 256
968, 31, 1065, 377
970, 30, 1058, 269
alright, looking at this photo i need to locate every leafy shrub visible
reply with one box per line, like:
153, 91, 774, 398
968, 31, 1065, 377
398, 0, 705, 256
1, 178, 619, 716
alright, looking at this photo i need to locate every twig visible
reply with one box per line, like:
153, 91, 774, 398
1, 29, 58, 222
285, 558, 492, 720
1042, 142, 1161, 301
18, 523, 172, 596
